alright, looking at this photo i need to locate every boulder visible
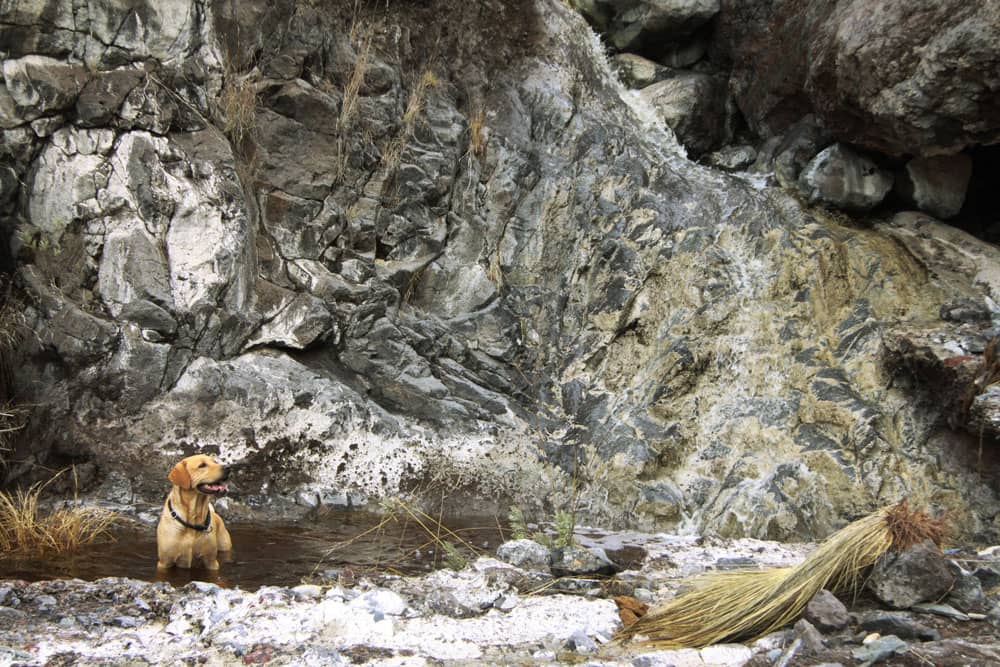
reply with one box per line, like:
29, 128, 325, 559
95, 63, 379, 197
639, 72, 729, 156
716, 0, 1000, 156
608, 0, 721, 52
896, 153, 973, 220
798, 143, 893, 211
867, 540, 955, 609
770, 115, 833, 189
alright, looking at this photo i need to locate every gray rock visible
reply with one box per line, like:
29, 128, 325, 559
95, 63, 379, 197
868, 541, 955, 609
792, 619, 825, 653
803, 589, 849, 632
608, 0, 721, 51
659, 32, 708, 68
769, 115, 833, 188
639, 72, 729, 156
911, 602, 970, 621
896, 154, 973, 219
716, 0, 1000, 155
564, 628, 599, 654
611, 53, 672, 89
858, 612, 940, 641
851, 635, 908, 664
549, 546, 620, 577
706, 145, 757, 172
798, 143, 893, 211
946, 568, 990, 614
496, 539, 551, 570
349, 590, 407, 619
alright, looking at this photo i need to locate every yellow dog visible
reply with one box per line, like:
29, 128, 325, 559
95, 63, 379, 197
156, 454, 233, 570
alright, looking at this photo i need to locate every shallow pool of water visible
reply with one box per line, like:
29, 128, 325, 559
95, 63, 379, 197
0, 511, 505, 589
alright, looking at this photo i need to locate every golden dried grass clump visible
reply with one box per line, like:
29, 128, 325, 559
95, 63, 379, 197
0, 481, 119, 557
617, 502, 947, 649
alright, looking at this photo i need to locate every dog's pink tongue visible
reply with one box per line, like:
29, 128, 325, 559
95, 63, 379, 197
205, 483, 228, 493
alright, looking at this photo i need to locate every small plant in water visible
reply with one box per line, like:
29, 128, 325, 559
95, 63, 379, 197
441, 540, 467, 571
0, 472, 119, 556
507, 506, 577, 547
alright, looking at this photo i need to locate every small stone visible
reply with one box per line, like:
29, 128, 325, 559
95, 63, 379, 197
911, 603, 970, 620
291, 584, 323, 600
715, 556, 756, 570
707, 145, 757, 172
859, 612, 939, 641
34, 594, 57, 611
295, 490, 320, 507
165, 618, 192, 635
185, 581, 222, 595
631, 648, 703, 666
564, 629, 598, 654
494, 593, 519, 611
852, 635, 908, 663
793, 619, 825, 653
496, 539, 550, 569
549, 545, 620, 576
349, 589, 407, 618
804, 589, 849, 632
699, 643, 753, 666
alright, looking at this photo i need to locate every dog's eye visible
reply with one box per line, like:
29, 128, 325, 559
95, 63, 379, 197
198, 462, 207, 468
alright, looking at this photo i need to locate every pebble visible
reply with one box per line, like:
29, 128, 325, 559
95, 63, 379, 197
292, 584, 323, 600
350, 589, 407, 617
496, 539, 550, 569
851, 635, 908, 663
493, 593, 519, 611
549, 545, 619, 576
911, 602, 970, 620
565, 629, 599, 654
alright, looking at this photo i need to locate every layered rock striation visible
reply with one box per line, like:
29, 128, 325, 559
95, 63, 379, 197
1, 0, 998, 540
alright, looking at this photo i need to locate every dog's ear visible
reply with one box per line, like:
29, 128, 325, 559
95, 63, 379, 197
168, 460, 192, 489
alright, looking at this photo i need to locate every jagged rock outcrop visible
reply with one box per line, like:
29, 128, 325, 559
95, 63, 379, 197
2, 0, 999, 541
715, 0, 1000, 156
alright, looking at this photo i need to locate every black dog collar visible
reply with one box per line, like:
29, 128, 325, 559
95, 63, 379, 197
168, 500, 212, 532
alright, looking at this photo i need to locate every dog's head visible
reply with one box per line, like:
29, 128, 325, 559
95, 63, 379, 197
168, 455, 230, 496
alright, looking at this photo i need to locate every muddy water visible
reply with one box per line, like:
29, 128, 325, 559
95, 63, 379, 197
0, 511, 505, 589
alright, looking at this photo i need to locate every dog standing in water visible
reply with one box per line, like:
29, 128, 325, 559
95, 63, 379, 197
156, 454, 233, 571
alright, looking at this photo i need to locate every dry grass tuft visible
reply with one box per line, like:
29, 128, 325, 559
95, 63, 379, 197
339, 35, 372, 132
617, 502, 947, 648
884, 499, 949, 550
468, 105, 487, 157
220, 71, 259, 147
0, 475, 119, 556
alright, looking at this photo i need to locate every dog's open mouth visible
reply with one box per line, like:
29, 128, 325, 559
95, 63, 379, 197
196, 482, 228, 495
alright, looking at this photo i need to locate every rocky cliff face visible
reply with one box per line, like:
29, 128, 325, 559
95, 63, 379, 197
2, 0, 998, 541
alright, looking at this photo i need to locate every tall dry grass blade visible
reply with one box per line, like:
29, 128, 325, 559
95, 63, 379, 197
0, 476, 119, 557
617, 505, 919, 648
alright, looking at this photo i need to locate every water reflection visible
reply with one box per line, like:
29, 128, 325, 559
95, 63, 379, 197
0, 511, 504, 589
